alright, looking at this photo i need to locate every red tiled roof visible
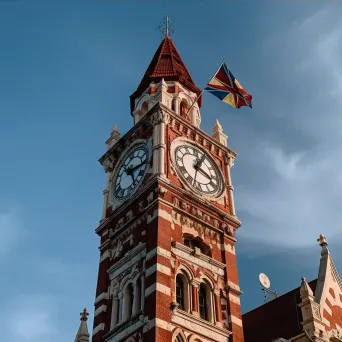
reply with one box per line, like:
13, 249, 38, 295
242, 279, 317, 342
130, 37, 202, 112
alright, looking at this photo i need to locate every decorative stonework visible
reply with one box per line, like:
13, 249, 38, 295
172, 309, 231, 342
171, 196, 229, 246
171, 241, 225, 276
150, 109, 170, 126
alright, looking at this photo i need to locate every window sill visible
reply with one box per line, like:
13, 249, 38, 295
171, 309, 231, 342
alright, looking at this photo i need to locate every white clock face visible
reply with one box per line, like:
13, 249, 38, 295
173, 143, 224, 197
112, 143, 149, 202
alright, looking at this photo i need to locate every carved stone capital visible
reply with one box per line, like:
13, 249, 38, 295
214, 289, 221, 296
191, 280, 200, 288
150, 109, 170, 126
103, 158, 114, 172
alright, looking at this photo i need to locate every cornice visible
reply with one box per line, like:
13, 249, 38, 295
171, 241, 226, 270
99, 102, 237, 169
172, 309, 231, 340
159, 103, 237, 158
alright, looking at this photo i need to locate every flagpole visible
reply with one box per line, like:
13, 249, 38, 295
185, 60, 225, 120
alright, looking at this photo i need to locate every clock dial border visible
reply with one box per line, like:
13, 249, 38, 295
170, 138, 226, 200
109, 140, 151, 207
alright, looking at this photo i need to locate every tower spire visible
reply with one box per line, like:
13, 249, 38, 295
74, 308, 89, 342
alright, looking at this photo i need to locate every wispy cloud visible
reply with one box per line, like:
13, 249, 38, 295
230, 4, 342, 252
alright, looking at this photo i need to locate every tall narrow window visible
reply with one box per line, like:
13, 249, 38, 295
124, 283, 134, 320
199, 284, 207, 320
176, 275, 185, 310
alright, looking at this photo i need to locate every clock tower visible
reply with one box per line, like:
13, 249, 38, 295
91, 31, 244, 342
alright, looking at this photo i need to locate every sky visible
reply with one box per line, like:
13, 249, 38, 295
0, 0, 341, 341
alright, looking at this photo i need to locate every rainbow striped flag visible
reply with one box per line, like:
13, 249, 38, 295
205, 62, 252, 109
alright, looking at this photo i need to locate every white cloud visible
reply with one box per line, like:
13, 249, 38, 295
230, 4, 342, 251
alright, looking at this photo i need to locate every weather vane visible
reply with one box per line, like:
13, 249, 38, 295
158, 14, 174, 39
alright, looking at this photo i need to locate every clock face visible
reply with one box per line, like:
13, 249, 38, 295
113, 144, 149, 202
173, 143, 224, 197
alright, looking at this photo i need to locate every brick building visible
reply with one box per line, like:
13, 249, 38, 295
73, 34, 245, 342
242, 235, 342, 342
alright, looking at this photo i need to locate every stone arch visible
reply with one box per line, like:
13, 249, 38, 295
172, 327, 186, 341
175, 264, 194, 313
177, 263, 195, 281
199, 273, 215, 289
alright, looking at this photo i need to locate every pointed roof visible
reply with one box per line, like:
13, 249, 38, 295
130, 37, 202, 111
74, 308, 90, 342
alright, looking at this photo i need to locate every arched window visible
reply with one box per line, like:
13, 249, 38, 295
123, 283, 134, 320
175, 271, 191, 312
135, 277, 141, 313
198, 281, 214, 323
199, 284, 207, 320
141, 102, 148, 115
176, 275, 185, 310
171, 99, 176, 112
175, 334, 184, 342
180, 99, 189, 118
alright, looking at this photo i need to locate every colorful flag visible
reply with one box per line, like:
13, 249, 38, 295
205, 62, 252, 109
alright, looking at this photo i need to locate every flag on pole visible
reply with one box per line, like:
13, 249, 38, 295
204, 62, 252, 109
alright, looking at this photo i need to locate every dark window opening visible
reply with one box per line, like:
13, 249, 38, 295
176, 275, 185, 310
199, 284, 207, 320
184, 238, 211, 257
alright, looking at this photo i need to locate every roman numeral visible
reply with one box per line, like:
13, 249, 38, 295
193, 181, 202, 191
193, 149, 199, 157
117, 188, 125, 198
186, 174, 193, 183
179, 166, 187, 174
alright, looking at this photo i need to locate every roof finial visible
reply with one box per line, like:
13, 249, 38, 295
80, 308, 89, 321
317, 234, 328, 248
159, 14, 174, 39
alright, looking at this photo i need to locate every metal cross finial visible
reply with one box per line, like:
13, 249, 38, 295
317, 234, 328, 247
158, 14, 174, 39
80, 308, 89, 321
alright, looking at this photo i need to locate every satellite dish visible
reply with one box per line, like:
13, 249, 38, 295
259, 273, 271, 289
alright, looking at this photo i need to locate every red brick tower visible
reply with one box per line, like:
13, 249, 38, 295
91, 34, 244, 342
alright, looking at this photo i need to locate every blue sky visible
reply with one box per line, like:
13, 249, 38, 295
0, 1, 341, 341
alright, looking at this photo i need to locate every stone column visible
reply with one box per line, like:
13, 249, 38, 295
174, 95, 181, 115
110, 296, 119, 330
140, 271, 145, 312
214, 289, 223, 325
101, 167, 111, 220
132, 282, 138, 315
225, 155, 236, 216
150, 109, 170, 176
191, 281, 199, 316
118, 291, 124, 323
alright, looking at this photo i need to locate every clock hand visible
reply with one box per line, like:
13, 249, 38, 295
197, 167, 212, 180
126, 161, 146, 175
195, 153, 206, 169
192, 169, 198, 185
